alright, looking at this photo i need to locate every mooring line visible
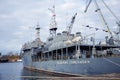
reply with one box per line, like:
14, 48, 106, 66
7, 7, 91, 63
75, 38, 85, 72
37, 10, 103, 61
104, 58, 120, 68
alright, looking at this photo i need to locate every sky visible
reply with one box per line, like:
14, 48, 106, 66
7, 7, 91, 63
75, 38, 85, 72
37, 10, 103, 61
0, 0, 120, 54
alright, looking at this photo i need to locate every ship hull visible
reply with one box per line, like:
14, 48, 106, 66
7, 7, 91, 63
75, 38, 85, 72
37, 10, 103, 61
23, 56, 120, 76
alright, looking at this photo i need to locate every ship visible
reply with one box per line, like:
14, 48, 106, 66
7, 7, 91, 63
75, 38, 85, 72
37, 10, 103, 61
21, 0, 120, 76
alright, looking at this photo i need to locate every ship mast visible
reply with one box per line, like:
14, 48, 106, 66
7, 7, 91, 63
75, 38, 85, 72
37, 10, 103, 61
35, 23, 41, 39
48, 5, 57, 36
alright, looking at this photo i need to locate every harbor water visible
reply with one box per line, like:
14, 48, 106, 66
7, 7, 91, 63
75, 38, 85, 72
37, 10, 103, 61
0, 62, 120, 80
0, 62, 54, 80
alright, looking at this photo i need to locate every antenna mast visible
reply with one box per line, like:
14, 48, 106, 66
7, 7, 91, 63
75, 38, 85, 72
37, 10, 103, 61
35, 23, 41, 39
48, 5, 57, 36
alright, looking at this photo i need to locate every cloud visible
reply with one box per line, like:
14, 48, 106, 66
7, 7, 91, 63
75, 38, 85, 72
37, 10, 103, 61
61, 2, 76, 10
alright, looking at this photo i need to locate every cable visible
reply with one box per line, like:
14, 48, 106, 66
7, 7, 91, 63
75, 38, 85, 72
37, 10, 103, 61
101, 0, 119, 21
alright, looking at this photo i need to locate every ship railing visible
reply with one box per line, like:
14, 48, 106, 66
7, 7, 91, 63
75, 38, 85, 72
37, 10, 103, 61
32, 42, 120, 62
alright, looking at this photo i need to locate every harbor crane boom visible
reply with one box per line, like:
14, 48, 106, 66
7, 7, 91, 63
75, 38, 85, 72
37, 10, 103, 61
84, 0, 92, 13
84, 0, 113, 37
66, 13, 77, 34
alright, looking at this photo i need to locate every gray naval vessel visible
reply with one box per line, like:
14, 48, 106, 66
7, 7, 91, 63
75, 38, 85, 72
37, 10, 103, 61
21, 0, 120, 76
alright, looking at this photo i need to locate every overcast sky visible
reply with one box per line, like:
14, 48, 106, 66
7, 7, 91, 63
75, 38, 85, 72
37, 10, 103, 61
0, 0, 120, 54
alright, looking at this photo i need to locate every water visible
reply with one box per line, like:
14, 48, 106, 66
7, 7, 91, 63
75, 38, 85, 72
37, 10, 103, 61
0, 62, 54, 80
0, 62, 120, 80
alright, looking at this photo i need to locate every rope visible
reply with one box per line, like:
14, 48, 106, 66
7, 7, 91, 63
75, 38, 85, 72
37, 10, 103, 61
104, 58, 120, 68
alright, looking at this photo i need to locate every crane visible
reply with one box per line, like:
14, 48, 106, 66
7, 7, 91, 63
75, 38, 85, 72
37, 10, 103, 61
84, 0, 92, 13
84, 0, 113, 37
66, 13, 77, 34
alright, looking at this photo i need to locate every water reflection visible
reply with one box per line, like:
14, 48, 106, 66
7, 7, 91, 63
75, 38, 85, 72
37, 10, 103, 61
20, 68, 55, 80
0, 62, 61, 80
0, 62, 120, 80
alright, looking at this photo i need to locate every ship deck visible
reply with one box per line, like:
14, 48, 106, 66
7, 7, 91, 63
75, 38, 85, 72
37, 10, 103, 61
68, 44, 120, 50
45, 44, 120, 53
